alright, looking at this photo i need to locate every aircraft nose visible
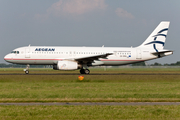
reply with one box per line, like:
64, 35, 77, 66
4, 54, 11, 62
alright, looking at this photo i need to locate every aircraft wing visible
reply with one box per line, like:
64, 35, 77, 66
73, 53, 113, 62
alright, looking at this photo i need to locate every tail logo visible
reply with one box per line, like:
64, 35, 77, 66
145, 28, 168, 52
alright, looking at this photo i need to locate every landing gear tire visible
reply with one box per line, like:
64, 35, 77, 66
84, 69, 90, 74
80, 69, 85, 74
25, 70, 29, 74
80, 69, 90, 74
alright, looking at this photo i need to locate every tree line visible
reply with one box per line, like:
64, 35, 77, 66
132, 61, 180, 66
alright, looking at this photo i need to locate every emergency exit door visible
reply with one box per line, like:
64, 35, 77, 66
136, 49, 142, 59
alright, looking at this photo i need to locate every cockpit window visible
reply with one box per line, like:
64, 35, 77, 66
11, 51, 15, 53
11, 51, 20, 54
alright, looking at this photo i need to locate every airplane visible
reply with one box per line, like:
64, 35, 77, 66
4, 21, 173, 74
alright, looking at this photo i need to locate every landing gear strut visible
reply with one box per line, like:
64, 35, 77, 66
79, 64, 90, 74
80, 69, 90, 74
24, 64, 30, 74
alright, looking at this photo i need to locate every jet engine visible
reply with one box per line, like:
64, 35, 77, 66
53, 61, 79, 70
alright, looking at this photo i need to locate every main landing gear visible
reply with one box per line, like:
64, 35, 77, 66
80, 69, 90, 74
24, 64, 30, 74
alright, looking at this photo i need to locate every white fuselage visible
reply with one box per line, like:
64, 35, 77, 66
4, 46, 159, 66
3, 21, 173, 74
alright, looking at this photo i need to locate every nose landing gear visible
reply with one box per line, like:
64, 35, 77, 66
24, 64, 30, 74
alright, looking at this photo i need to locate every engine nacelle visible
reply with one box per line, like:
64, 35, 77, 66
53, 61, 78, 70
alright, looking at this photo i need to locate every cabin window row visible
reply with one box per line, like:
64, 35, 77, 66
31, 52, 107, 54
117, 52, 131, 55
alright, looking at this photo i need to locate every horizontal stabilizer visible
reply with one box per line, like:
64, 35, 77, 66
151, 50, 173, 57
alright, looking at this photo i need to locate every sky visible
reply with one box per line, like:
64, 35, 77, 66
0, 0, 179, 64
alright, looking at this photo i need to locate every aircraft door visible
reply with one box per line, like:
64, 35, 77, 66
25, 48, 30, 58
136, 49, 142, 59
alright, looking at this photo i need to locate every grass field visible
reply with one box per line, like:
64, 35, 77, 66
0, 105, 180, 119
0, 68, 180, 102
0, 67, 180, 119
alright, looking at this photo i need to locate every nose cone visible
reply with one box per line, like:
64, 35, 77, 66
4, 54, 11, 62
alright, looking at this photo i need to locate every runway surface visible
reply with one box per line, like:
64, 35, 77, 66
0, 102, 180, 106
0, 73, 180, 75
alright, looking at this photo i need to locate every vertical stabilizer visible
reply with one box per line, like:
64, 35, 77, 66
138, 21, 170, 51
